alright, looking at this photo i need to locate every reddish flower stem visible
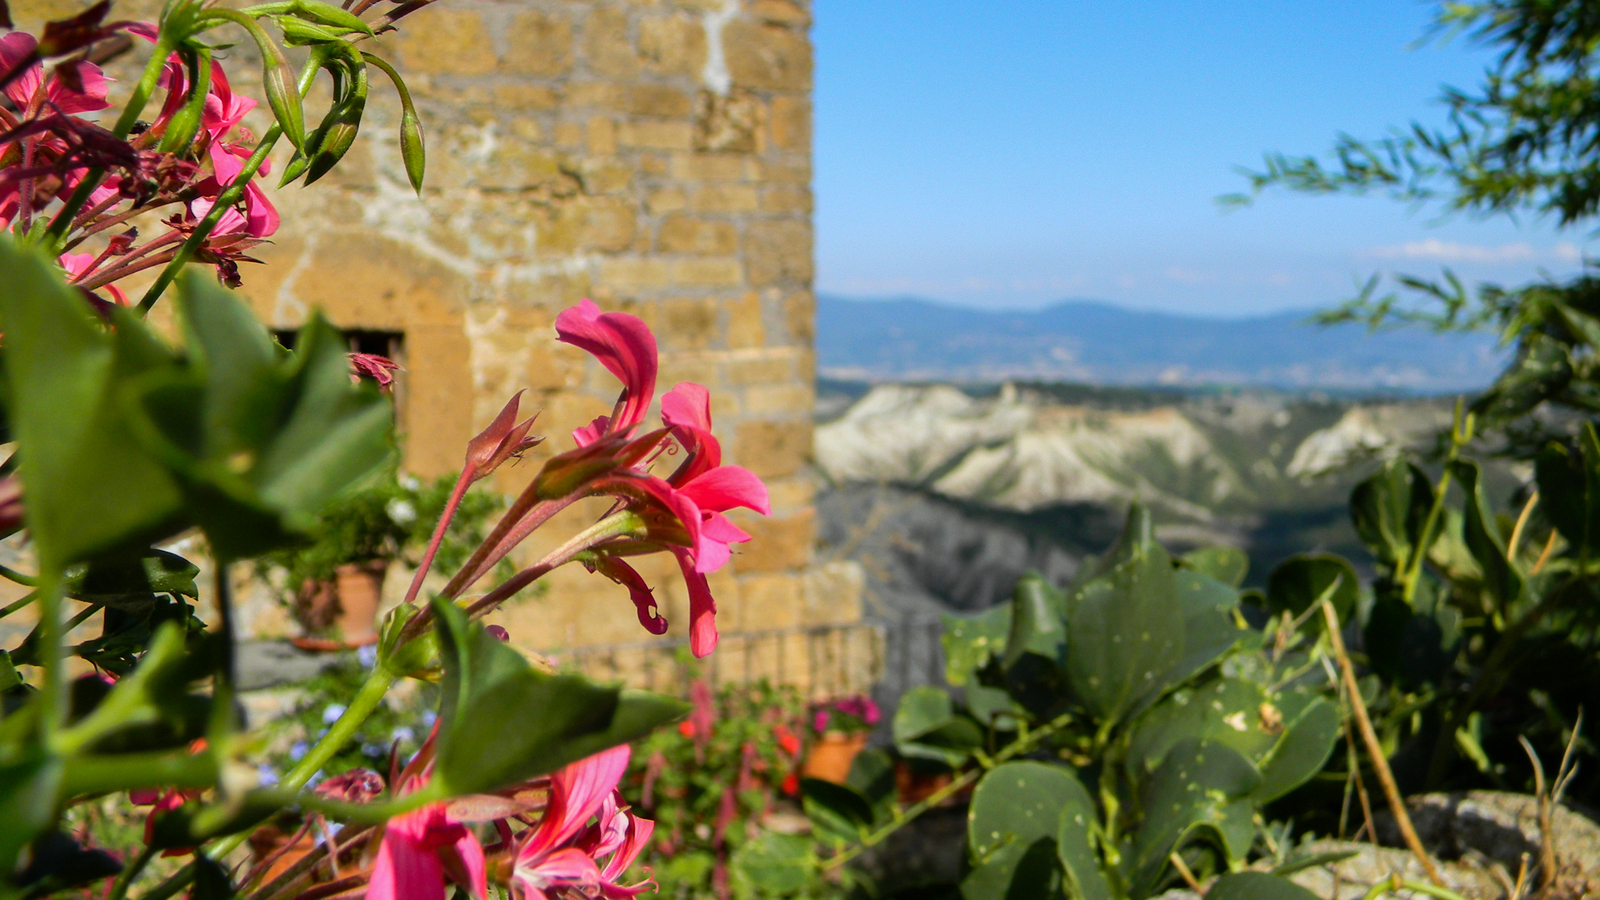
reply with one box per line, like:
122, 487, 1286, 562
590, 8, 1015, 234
401, 467, 475, 607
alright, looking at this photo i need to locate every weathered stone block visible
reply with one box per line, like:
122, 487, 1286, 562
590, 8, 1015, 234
723, 19, 812, 91
673, 257, 743, 287
760, 185, 812, 215
727, 291, 766, 347
658, 215, 739, 255
655, 297, 721, 350
745, 218, 813, 285
628, 84, 695, 117
784, 288, 816, 343
802, 561, 864, 626
670, 152, 750, 181
396, 8, 498, 76
735, 419, 811, 479
726, 352, 794, 385
638, 13, 708, 77
769, 94, 810, 151
694, 90, 760, 153
744, 384, 813, 415
505, 10, 575, 76
732, 509, 815, 572
583, 6, 639, 78
618, 119, 694, 150
692, 183, 760, 213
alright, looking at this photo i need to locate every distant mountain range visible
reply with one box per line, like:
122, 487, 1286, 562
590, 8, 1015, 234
816, 295, 1506, 392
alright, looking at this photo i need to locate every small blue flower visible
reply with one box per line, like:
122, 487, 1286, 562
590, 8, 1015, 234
289, 741, 309, 762
357, 645, 378, 669
257, 763, 279, 787
391, 726, 416, 745
322, 703, 347, 725
420, 709, 437, 727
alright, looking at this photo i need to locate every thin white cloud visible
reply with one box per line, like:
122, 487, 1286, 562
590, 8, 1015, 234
1363, 238, 1586, 264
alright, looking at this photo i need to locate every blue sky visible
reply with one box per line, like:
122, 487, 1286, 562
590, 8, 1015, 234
811, 1, 1595, 316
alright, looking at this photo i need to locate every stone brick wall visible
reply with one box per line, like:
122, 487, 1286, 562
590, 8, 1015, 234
4, 0, 868, 686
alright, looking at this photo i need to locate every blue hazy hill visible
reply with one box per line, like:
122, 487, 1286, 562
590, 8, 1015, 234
817, 295, 1506, 392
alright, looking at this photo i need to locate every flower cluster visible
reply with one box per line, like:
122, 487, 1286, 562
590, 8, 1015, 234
411, 299, 769, 657
1, 20, 273, 301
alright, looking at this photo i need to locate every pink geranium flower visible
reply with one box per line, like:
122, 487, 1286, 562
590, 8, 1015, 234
0, 32, 111, 116
510, 746, 653, 900
551, 300, 769, 657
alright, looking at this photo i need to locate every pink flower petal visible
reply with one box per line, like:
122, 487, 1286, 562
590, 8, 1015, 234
680, 465, 770, 517
555, 300, 658, 435
673, 549, 718, 658
369, 831, 447, 900
592, 557, 667, 635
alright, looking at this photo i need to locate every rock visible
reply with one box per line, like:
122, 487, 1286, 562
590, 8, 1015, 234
1373, 790, 1600, 894
1285, 839, 1504, 899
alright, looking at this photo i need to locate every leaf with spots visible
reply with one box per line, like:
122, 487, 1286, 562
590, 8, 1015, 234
1063, 512, 1186, 724
965, 761, 1100, 900
1128, 738, 1261, 897
942, 603, 1011, 687
1124, 677, 1278, 779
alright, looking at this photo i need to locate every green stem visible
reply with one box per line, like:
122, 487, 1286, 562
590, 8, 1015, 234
107, 846, 156, 900
36, 566, 65, 737
0, 589, 38, 619
60, 749, 218, 796
42, 34, 175, 248
206, 663, 396, 860
1360, 875, 1471, 900
821, 710, 1075, 873
135, 124, 281, 313
135, 53, 320, 313
0, 564, 37, 587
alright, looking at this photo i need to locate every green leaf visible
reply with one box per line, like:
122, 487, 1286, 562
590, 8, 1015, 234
800, 777, 874, 845
1536, 422, 1600, 557
1349, 459, 1434, 569
69, 551, 199, 600
124, 277, 395, 559
942, 604, 1010, 686
965, 761, 1091, 900
0, 756, 64, 877
1004, 575, 1067, 667
1205, 871, 1322, 900
0, 238, 186, 567
1056, 790, 1112, 900
431, 597, 684, 794
1125, 678, 1277, 778
1449, 459, 1524, 610
1130, 739, 1261, 896
844, 748, 897, 825
1179, 545, 1249, 587
730, 832, 814, 895
1253, 697, 1339, 802
1264, 553, 1358, 632
892, 686, 982, 766
1063, 511, 1185, 724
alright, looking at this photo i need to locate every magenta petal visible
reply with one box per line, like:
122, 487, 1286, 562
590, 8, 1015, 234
48, 60, 111, 113
680, 465, 770, 516
526, 745, 632, 854
661, 383, 712, 432
674, 549, 718, 658
555, 301, 659, 434
593, 557, 668, 635
0, 33, 42, 110
572, 415, 610, 447
532, 847, 604, 884
370, 832, 447, 900
444, 829, 488, 899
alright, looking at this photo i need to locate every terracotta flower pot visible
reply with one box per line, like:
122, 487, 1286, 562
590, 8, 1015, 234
291, 560, 386, 651
248, 826, 319, 884
800, 731, 869, 784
